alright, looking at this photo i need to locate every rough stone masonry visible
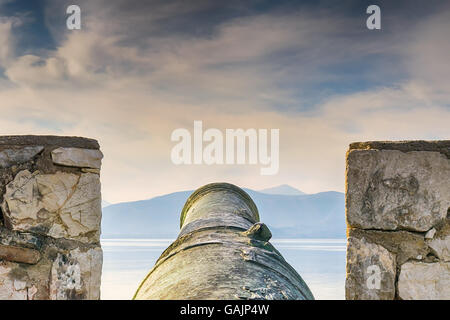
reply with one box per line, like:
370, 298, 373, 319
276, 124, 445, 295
0, 136, 103, 300
346, 141, 450, 300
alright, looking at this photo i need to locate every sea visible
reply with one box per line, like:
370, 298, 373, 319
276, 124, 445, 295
100, 238, 347, 300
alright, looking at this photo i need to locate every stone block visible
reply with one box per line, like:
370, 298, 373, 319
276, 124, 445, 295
346, 149, 450, 231
398, 261, 450, 299
51, 147, 103, 169
49, 247, 102, 300
346, 236, 396, 300
0, 146, 43, 168
0, 262, 28, 300
0, 244, 41, 264
2, 170, 101, 243
426, 222, 450, 262
348, 228, 430, 265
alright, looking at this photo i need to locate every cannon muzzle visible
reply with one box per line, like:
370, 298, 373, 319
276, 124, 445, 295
133, 183, 314, 300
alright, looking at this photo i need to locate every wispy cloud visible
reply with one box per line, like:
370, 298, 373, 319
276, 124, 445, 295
0, 0, 449, 202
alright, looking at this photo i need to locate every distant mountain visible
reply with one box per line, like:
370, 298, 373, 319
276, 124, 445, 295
102, 200, 112, 208
259, 184, 305, 196
102, 188, 345, 239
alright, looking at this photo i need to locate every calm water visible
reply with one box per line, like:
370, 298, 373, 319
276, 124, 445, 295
100, 238, 347, 300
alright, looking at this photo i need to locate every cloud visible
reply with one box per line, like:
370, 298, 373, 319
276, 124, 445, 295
0, 1, 449, 202
404, 10, 450, 98
0, 16, 21, 68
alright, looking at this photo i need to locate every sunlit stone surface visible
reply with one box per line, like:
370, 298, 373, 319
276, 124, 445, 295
0, 136, 103, 300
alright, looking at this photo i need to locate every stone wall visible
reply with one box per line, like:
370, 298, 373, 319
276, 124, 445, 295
0, 136, 103, 300
345, 141, 450, 300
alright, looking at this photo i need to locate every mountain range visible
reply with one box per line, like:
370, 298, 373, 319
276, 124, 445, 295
259, 184, 305, 196
101, 185, 345, 239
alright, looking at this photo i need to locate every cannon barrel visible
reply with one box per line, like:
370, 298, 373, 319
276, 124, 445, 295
133, 183, 314, 300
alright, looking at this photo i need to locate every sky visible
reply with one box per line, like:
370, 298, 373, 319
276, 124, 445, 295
0, 0, 449, 203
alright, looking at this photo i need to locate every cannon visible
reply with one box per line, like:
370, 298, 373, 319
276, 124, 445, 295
133, 183, 314, 300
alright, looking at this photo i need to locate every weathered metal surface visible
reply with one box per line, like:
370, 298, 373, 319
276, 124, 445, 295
134, 183, 314, 300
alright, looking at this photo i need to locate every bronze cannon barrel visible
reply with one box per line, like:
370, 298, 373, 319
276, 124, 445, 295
133, 183, 314, 300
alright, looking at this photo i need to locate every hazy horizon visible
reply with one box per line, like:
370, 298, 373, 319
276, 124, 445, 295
102, 183, 337, 206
